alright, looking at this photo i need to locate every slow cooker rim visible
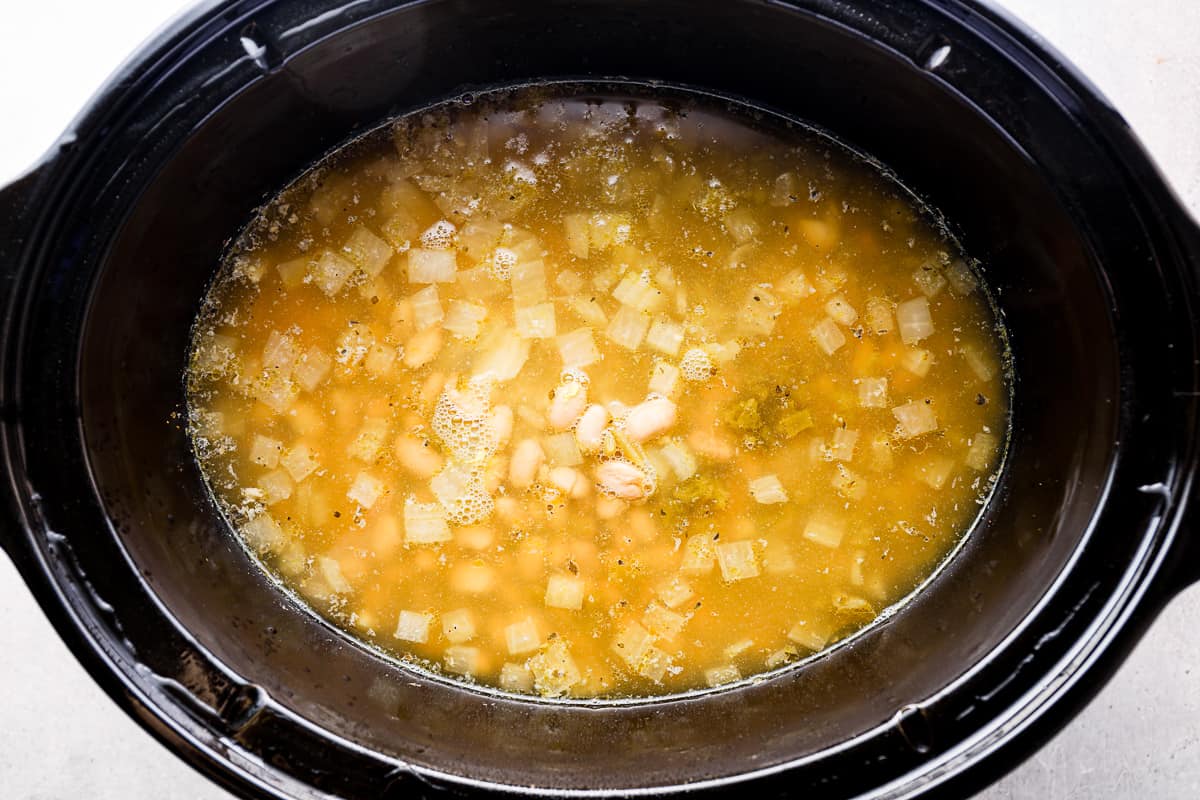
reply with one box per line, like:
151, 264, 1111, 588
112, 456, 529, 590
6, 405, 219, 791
2, 1, 1199, 798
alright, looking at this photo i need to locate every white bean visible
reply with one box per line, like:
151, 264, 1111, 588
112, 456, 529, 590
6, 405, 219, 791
548, 381, 588, 431
595, 460, 653, 500
508, 438, 545, 489
394, 435, 443, 477
574, 404, 610, 452
548, 466, 583, 495
489, 405, 514, 445
596, 494, 627, 519
624, 396, 677, 442
402, 326, 443, 369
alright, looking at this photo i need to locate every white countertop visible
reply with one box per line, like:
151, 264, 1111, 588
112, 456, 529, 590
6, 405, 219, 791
1, 1, 1198, 797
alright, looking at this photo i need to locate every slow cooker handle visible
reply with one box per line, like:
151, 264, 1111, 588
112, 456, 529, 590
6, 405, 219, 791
0, 165, 45, 563
1177, 215, 1200, 593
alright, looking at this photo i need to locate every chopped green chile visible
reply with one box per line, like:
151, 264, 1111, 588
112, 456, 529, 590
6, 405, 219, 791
186, 88, 1009, 698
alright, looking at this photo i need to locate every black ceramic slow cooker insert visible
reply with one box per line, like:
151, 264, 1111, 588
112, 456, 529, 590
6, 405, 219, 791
2, 1, 1199, 798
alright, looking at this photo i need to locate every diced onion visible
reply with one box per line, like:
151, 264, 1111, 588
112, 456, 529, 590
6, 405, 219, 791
342, 226, 393, 277
716, 540, 759, 581
606, 305, 651, 350
965, 431, 999, 471
637, 646, 671, 682
411, 285, 445, 330
443, 646, 483, 676
347, 471, 385, 509
777, 269, 816, 300
588, 212, 632, 250
499, 662, 534, 692
797, 218, 837, 250
473, 329, 531, 382
442, 299, 488, 340
293, 348, 332, 392
946, 260, 979, 295
505, 617, 543, 655
704, 340, 741, 365
563, 213, 590, 259
962, 345, 998, 381
543, 431, 583, 467
916, 456, 955, 490
403, 497, 452, 544
515, 302, 558, 339
262, 330, 296, 372
545, 574, 585, 610
739, 287, 782, 336
555, 269, 585, 293
901, 347, 934, 377
364, 344, 397, 377
347, 419, 389, 462
276, 257, 310, 290
255, 371, 296, 413
787, 621, 828, 651
657, 438, 697, 481
528, 641, 582, 696
394, 610, 433, 643
612, 270, 663, 312
420, 219, 457, 250
313, 251, 355, 296
317, 556, 352, 594
811, 318, 846, 355
556, 327, 601, 369
564, 295, 608, 326
280, 444, 318, 483
242, 512, 284, 553
457, 219, 504, 257
723, 208, 760, 244
831, 463, 866, 500
892, 400, 939, 438
611, 620, 653, 666
258, 469, 293, 505
824, 295, 858, 327
408, 248, 457, 283
704, 665, 741, 687
656, 575, 694, 609
803, 516, 844, 548
511, 260, 548, 307
643, 601, 688, 639
249, 435, 282, 467
681, 533, 716, 573
649, 360, 681, 397
865, 297, 894, 335
748, 474, 788, 504
896, 296, 934, 344
457, 266, 505, 300
912, 264, 947, 297
646, 318, 685, 356
830, 428, 858, 461
441, 609, 476, 643
724, 639, 754, 659
857, 377, 888, 408
771, 172, 797, 207
380, 209, 420, 250
765, 647, 799, 668
763, 539, 797, 574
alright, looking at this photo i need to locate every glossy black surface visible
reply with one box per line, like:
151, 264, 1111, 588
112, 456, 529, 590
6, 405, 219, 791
1, 1, 1199, 798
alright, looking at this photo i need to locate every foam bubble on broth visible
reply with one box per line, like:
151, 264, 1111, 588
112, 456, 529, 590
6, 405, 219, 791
186, 87, 1010, 698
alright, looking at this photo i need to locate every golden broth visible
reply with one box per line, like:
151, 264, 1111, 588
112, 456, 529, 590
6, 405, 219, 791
187, 89, 1008, 698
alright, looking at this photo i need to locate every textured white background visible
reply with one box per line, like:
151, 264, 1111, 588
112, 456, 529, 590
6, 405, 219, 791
1, 1, 1198, 798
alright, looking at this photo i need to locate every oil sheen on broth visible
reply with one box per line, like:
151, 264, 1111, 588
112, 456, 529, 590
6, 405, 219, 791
187, 90, 1008, 698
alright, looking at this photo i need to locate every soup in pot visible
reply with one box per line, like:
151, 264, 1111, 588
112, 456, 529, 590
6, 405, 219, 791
187, 88, 1009, 698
